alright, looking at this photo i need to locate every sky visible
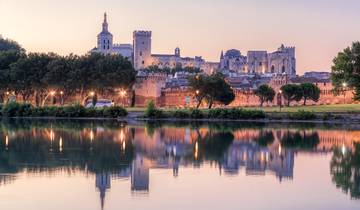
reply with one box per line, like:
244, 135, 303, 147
1, 0, 360, 74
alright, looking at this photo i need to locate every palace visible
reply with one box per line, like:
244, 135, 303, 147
220, 46, 296, 77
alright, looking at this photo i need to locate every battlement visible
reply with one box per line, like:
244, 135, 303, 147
133, 31, 152, 37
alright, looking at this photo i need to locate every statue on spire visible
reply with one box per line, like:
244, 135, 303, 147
102, 12, 109, 32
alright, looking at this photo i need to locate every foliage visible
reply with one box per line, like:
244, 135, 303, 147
289, 110, 317, 120
189, 109, 204, 119
331, 42, 360, 100
0, 36, 136, 106
300, 83, 320, 105
254, 84, 276, 107
172, 110, 190, 119
281, 84, 303, 106
330, 143, 360, 199
144, 100, 164, 118
208, 108, 266, 119
1, 102, 127, 118
281, 131, 320, 149
188, 73, 235, 109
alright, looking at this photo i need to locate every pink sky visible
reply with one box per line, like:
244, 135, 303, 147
1, 0, 359, 74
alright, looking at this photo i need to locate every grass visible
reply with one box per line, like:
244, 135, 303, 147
126, 104, 360, 114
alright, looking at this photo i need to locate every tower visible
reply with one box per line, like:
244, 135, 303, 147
175, 47, 180, 57
133, 31, 152, 70
97, 12, 113, 54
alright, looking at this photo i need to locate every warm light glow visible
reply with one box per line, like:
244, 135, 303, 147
120, 90, 127, 97
278, 145, 282, 155
5, 135, 9, 149
194, 141, 199, 159
341, 144, 347, 155
59, 137, 63, 152
6, 91, 10, 95
279, 90, 283, 94
122, 141, 126, 151
196, 90, 200, 95
60, 91, 64, 95
50, 129, 55, 141
120, 130, 124, 142
90, 130, 94, 142
50, 91, 56, 96
342, 82, 347, 88
90, 91, 95, 97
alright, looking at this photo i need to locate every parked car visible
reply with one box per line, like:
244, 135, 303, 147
85, 99, 114, 108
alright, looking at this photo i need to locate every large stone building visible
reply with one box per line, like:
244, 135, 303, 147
133, 31, 218, 74
220, 45, 296, 77
91, 13, 133, 60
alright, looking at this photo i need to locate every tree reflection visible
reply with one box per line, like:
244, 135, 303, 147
330, 143, 360, 199
281, 131, 320, 149
196, 131, 234, 162
254, 130, 274, 147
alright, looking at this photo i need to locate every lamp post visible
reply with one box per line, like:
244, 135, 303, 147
278, 90, 283, 112
120, 90, 127, 107
60, 91, 64, 106
342, 82, 347, 104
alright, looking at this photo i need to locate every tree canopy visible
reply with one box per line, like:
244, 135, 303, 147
188, 73, 235, 109
281, 84, 303, 106
254, 84, 275, 107
0, 36, 136, 105
332, 42, 360, 100
300, 83, 320, 105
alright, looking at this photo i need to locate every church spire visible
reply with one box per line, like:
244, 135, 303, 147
220, 50, 224, 59
102, 12, 108, 32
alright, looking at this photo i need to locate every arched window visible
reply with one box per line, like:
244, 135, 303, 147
271, 65, 275, 73
282, 66, 285, 73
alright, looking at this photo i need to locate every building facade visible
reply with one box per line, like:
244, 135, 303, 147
91, 13, 133, 60
220, 45, 296, 77
133, 31, 218, 74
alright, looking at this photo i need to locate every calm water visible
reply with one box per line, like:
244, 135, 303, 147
0, 120, 359, 210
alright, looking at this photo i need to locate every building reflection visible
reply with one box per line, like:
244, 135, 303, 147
0, 120, 359, 208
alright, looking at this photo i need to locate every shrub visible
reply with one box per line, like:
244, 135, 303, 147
144, 100, 164, 118
189, 109, 204, 119
2, 102, 21, 117
103, 106, 127, 118
208, 108, 265, 119
62, 103, 86, 117
290, 110, 317, 120
172, 110, 190, 119
208, 108, 223, 118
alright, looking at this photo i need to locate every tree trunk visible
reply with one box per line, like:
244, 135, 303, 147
208, 99, 214, 109
303, 97, 307, 106
287, 99, 291, 107
260, 99, 264, 107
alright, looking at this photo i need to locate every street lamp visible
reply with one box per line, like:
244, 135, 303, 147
60, 91, 64, 105
120, 90, 127, 106
342, 82, 347, 104
278, 90, 283, 112
196, 90, 200, 95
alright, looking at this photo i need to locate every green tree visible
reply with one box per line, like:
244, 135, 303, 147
254, 84, 276, 107
331, 42, 360, 100
0, 37, 25, 102
188, 73, 235, 109
281, 84, 303, 106
300, 83, 320, 105
330, 143, 360, 199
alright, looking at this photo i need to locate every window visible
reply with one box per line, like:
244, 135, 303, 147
282, 66, 285, 73
259, 62, 262, 66
140, 51, 143, 56
142, 61, 145, 64
271, 65, 275, 73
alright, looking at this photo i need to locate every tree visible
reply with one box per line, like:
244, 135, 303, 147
0, 37, 25, 102
0, 37, 24, 52
254, 84, 275, 107
331, 42, 360, 100
281, 84, 303, 106
300, 83, 320, 105
188, 73, 235, 109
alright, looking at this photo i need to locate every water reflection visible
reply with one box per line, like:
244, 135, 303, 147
0, 120, 360, 208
